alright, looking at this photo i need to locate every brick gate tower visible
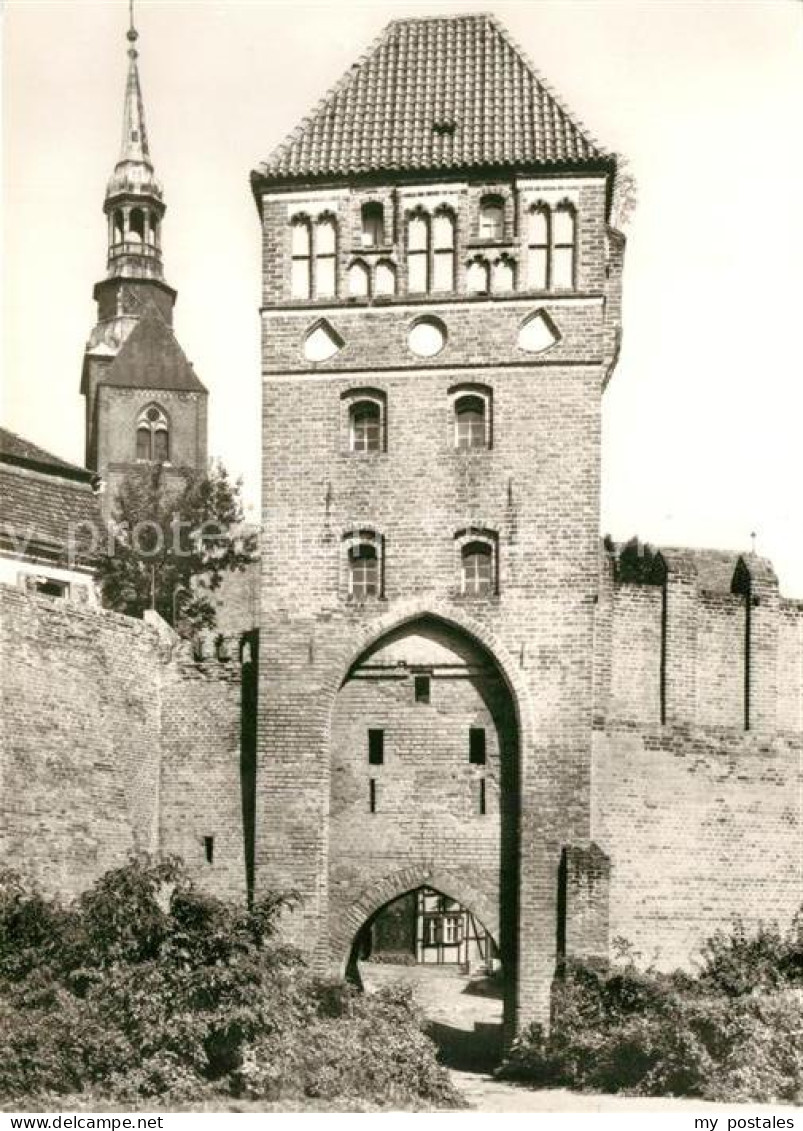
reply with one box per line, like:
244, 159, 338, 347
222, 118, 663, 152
251, 14, 624, 1031
81, 11, 207, 514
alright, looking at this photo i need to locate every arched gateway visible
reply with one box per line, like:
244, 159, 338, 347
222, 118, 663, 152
327, 614, 519, 1029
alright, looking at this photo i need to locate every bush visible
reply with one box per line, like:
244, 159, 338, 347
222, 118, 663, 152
0, 859, 460, 1110
500, 916, 803, 1104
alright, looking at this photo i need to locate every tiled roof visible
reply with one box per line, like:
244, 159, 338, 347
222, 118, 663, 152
1, 463, 105, 564
100, 307, 206, 394
254, 14, 607, 183
0, 427, 93, 481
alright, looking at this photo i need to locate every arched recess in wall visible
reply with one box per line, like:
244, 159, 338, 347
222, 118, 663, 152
327, 613, 520, 1034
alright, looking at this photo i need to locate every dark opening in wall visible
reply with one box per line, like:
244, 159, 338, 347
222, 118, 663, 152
469, 727, 486, 764
414, 674, 431, 703
369, 779, 377, 813
26, 577, 68, 599
368, 728, 384, 765
204, 835, 214, 864
479, 778, 486, 815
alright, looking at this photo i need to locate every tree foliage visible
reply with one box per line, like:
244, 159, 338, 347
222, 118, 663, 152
500, 914, 803, 1104
98, 462, 257, 633
0, 858, 460, 1110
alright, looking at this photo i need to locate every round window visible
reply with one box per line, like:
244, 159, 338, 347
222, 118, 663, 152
408, 317, 446, 358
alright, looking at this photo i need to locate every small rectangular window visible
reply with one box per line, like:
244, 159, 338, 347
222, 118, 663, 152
369, 778, 377, 813
368, 728, 384, 765
26, 576, 69, 599
469, 727, 486, 765
479, 778, 486, 815
204, 835, 214, 864
414, 675, 430, 704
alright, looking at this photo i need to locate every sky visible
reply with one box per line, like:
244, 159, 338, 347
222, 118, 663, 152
2, 0, 802, 594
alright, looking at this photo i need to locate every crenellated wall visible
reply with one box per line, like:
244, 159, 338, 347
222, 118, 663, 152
592, 545, 803, 968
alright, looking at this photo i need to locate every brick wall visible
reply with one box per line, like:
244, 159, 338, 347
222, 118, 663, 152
0, 585, 248, 903
592, 725, 802, 968
0, 585, 162, 898
159, 656, 248, 902
592, 552, 803, 968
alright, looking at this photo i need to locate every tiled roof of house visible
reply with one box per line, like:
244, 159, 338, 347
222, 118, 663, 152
254, 13, 607, 183
0, 430, 105, 563
0, 427, 94, 481
99, 307, 206, 394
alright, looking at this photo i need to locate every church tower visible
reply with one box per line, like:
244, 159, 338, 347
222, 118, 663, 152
81, 9, 207, 513
251, 14, 624, 1035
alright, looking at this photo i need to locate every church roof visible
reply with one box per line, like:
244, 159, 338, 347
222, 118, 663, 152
98, 308, 206, 394
253, 13, 608, 185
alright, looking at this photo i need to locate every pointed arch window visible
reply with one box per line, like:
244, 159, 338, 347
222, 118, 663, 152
551, 203, 577, 289
135, 404, 169, 463
374, 259, 397, 297
113, 210, 125, 245
466, 256, 490, 295
291, 216, 312, 299
407, 211, 430, 294
492, 255, 516, 293
432, 209, 456, 292
527, 206, 550, 291
348, 259, 370, 299
315, 215, 337, 298
526, 203, 577, 291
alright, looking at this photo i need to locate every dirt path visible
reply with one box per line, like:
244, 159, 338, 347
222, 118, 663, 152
361, 963, 796, 1114
447, 1070, 795, 1113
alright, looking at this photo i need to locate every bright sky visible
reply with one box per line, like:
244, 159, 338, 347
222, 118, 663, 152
3, 0, 802, 593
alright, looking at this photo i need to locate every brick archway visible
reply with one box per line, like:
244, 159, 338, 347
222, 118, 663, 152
324, 603, 524, 1031
331, 863, 500, 975
323, 598, 534, 752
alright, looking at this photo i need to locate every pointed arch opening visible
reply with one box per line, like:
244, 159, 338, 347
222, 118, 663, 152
329, 613, 520, 1048
135, 403, 170, 463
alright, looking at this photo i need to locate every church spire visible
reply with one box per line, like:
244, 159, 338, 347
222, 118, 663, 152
118, 1, 150, 164
104, 1, 165, 282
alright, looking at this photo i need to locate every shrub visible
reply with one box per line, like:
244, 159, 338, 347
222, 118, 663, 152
0, 859, 460, 1110
500, 916, 803, 1104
